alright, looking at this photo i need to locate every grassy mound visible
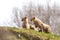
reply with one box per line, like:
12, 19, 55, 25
0, 27, 60, 40
9, 27, 60, 40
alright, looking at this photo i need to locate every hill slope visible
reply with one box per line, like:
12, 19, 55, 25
0, 27, 60, 40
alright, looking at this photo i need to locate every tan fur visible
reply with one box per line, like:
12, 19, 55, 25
21, 17, 35, 30
30, 24, 36, 30
31, 17, 52, 33
21, 17, 30, 29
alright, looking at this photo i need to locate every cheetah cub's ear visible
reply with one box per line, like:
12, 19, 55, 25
25, 17, 27, 19
33, 17, 35, 19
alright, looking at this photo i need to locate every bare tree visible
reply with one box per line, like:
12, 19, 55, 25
11, 2, 60, 35
12, 7, 22, 27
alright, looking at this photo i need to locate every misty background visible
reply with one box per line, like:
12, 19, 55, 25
0, 0, 60, 35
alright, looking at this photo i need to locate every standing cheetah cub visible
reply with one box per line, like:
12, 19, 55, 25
31, 16, 52, 33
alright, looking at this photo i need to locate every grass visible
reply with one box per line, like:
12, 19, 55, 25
0, 27, 60, 40
8, 27, 60, 40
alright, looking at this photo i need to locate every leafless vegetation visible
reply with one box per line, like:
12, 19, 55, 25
12, 2, 60, 35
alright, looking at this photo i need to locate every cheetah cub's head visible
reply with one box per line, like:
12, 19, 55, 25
21, 17, 27, 21
31, 16, 37, 21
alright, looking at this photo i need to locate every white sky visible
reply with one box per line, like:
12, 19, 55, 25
0, 0, 60, 26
